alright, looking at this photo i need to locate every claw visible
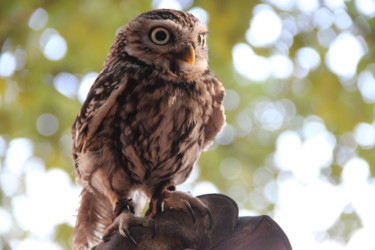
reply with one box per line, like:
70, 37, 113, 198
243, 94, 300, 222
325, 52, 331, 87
150, 219, 157, 239
204, 207, 213, 229
184, 200, 196, 223
121, 227, 137, 246
156, 187, 213, 230
102, 199, 155, 245
102, 234, 111, 242
117, 212, 137, 246
161, 201, 165, 212
114, 198, 134, 216
102, 216, 120, 241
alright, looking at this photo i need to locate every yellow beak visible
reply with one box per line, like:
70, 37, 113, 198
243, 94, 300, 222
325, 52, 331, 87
181, 44, 195, 65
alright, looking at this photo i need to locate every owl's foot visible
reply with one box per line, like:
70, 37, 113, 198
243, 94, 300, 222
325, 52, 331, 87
151, 184, 213, 229
102, 198, 155, 246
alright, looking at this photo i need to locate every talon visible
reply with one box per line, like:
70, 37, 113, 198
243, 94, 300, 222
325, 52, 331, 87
102, 216, 120, 242
151, 219, 157, 238
161, 201, 165, 212
184, 200, 196, 223
102, 198, 155, 245
141, 217, 157, 239
102, 234, 111, 242
122, 227, 137, 246
114, 198, 134, 216
119, 228, 127, 238
205, 207, 213, 229
155, 186, 213, 229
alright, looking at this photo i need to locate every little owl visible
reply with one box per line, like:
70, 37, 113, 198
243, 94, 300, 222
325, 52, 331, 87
72, 9, 225, 249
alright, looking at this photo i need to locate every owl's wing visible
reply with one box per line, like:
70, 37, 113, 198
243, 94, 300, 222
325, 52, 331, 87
72, 69, 129, 153
203, 76, 226, 148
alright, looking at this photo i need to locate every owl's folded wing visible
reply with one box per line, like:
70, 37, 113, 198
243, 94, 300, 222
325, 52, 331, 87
72, 70, 129, 153
203, 76, 226, 148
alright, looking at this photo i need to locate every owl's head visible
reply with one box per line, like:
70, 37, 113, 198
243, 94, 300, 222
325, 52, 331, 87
110, 9, 209, 80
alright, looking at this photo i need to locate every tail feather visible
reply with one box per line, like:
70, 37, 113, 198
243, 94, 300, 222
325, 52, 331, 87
73, 189, 112, 250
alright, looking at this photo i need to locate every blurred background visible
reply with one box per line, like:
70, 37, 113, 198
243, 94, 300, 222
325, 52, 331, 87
1, 0, 375, 249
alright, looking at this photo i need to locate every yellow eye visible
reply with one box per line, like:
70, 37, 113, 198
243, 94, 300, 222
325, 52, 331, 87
150, 27, 170, 45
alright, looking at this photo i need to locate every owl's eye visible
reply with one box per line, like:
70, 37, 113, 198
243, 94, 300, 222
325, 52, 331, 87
150, 27, 170, 45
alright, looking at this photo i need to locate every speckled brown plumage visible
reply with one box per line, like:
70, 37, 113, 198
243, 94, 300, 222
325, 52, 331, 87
72, 9, 225, 249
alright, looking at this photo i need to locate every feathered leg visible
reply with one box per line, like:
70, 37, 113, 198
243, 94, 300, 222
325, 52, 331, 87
75, 146, 155, 246
73, 189, 112, 250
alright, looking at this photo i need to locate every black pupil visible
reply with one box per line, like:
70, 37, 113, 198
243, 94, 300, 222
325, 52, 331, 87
155, 31, 167, 41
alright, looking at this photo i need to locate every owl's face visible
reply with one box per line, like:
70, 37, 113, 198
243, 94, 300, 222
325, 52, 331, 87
112, 9, 209, 80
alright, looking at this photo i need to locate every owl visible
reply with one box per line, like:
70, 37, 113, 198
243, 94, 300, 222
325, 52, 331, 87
72, 9, 225, 249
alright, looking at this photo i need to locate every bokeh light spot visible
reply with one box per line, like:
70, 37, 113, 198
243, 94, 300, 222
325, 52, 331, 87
78, 72, 98, 103
296, 14, 314, 32
1, 138, 33, 196
236, 109, 253, 136
189, 7, 209, 24
13, 166, 80, 238
0, 170, 20, 197
325, 32, 365, 78
264, 180, 278, 203
355, 0, 375, 17
153, 0, 182, 10
249, 188, 269, 210
53, 72, 79, 99
254, 99, 294, 131
15, 239, 63, 250
317, 28, 337, 48
36, 113, 59, 136
354, 123, 375, 148
28, 8, 48, 30
342, 157, 369, 188
347, 227, 375, 250
224, 89, 240, 111
253, 167, 274, 187
267, 0, 295, 11
313, 7, 334, 30
247, 5, 282, 47
232, 43, 271, 82
325, 0, 346, 10
270, 54, 294, 79
0, 208, 12, 234
358, 70, 375, 103
192, 181, 219, 196
275, 118, 336, 183
216, 124, 235, 145
40, 29, 67, 61
296, 47, 321, 71
0, 136, 6, 157
14, 48, 27, 71
296, 0, 319, 13
0, 52, 16, 77
5, 138, 33, 176
220, 158, 242, 180
334, 9, 353, 30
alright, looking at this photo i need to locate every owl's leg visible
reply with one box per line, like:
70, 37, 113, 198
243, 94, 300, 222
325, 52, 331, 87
147, 182, 213, 229
102, 197, 155, 245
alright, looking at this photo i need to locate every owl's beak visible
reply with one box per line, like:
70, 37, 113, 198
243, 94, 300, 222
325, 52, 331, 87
180, 44, 195, 65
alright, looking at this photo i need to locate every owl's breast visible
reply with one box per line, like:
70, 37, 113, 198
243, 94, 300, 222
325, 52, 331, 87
143, 90, 205, 160
118, 83, 210, 185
